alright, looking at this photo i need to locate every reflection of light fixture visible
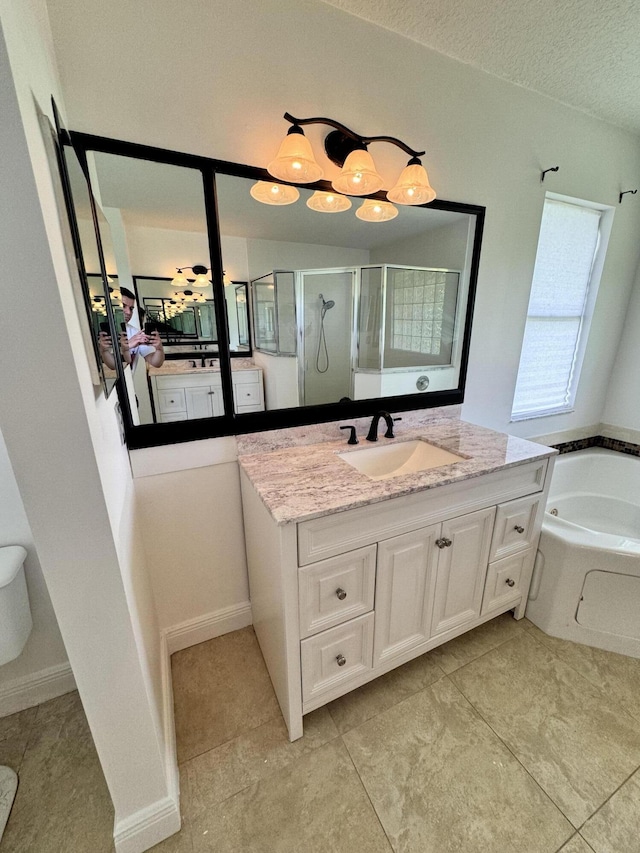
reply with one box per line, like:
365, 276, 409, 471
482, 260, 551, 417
356, 199, 399, 222
267, 124, 324, 183
266, 113, 435, 205
172, 264, 212, 287
250, 181, 300, 206
109, 286, 122, 302
306, 191, 352, 213
174, 289, 206, 303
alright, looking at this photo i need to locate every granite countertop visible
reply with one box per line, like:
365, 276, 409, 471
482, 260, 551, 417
238, 418, 556, 525
148, 358, 257, 376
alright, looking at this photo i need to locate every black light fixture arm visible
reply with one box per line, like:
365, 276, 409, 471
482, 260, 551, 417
175, 264, 210, 275
283, 112, 425, 159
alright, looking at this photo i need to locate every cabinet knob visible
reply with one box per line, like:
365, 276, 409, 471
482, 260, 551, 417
435, 537, 452, 549
505, 578, 516, 587
514, 525, 525, 534
336, 588, 347, 601
336, 654, 346, 667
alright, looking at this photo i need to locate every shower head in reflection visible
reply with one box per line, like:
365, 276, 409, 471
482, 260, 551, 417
319, 293, 335, 315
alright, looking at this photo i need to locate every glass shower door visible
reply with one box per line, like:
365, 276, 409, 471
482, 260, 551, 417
299, 269, 355, 406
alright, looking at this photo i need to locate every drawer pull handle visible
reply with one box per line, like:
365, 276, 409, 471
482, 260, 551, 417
435, 537, 452, 549
336, 588, 347, 601
336, 654, 346, 667
514, 525, 525, 534
505, 578, 515, 587
208, 391, 216, 395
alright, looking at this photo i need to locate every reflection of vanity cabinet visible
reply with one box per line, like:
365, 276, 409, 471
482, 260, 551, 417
151, 368, 264, 422
240, 453, 550, 742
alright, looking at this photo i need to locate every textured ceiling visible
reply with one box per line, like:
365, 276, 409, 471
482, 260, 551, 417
321, 0, 640, 136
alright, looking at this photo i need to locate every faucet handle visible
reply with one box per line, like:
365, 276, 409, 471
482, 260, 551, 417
384, 416, 402, 439
340, 425, 359, 445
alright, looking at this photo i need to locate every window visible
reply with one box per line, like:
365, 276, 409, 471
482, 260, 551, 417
511, 195, 613, 420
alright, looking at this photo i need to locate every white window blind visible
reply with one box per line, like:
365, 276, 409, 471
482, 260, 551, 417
511, 199, 602, 419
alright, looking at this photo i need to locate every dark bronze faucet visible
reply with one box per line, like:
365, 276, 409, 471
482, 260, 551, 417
366, 411, 396, 442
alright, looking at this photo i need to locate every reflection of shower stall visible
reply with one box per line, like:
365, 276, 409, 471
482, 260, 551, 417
251, 265, 462, 407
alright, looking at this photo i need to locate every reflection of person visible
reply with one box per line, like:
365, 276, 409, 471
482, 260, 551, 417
97, 288, 165, 370
121, 287, 165, 368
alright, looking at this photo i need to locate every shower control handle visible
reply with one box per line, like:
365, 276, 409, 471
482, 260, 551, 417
505, 578, 516, 587
514, 525, 525, 534
336, 588, 347, 600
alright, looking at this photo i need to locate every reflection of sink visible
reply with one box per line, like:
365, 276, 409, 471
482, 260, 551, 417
338, 439, 466, 480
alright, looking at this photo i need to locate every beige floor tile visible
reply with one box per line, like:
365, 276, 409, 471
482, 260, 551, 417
171, 627, 281, 762
523, 621, 640, 722
183, 706, 337, 821
1, 692, 114, 853
189, 738, 393, 852
343, 677, 572, 853
580, 768, 640, 853
327, 649, 444, 733
430, 611, 525, 674
0, 705, 38, 772
558, 835, 596, 852
451, 632, 640, 828
149, 826, 194, 852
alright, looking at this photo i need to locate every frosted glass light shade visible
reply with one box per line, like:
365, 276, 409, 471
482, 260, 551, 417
355, 199, 398, 222
267, 130, 324, 183
306, 191, 352, 213
387, 162, 436, 205
332, 149, 384, 196
250, 181, 300, 205
193, 273, 211, 287
171, 269, 188, 288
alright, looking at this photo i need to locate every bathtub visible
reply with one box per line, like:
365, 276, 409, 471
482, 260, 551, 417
526, 448, 640, 658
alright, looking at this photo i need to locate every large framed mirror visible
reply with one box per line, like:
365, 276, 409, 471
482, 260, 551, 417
64, 132, 484, 447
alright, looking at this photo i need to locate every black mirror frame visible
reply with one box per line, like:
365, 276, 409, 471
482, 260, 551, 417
67, 130, 485, 450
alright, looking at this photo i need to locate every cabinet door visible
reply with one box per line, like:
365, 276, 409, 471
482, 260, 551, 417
373, 525, 440, 667
430, 507, 495, 637
184, 385, 224, 419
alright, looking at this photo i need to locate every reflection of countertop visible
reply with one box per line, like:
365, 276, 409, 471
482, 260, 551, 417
238, 414, 556, 525
148, 358, 257, 376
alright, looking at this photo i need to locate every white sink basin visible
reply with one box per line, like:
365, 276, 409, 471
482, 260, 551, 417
338, 439, 466, 480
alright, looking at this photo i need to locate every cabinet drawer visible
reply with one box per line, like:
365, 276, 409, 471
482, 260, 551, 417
233, 383, 261, 405
157, 389, 186, 413
300, 613, 374, 705
299, 545, 376, 638
233, 369, 259, 385
482, 550, 533, 614
490, 496, 541, 561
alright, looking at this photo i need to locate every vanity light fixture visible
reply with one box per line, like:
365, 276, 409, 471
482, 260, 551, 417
267, 113, 435, 205
356, 199, 399, 222
306, 191, 352, 213
171, 265, 212, 287
249, 180, 300, 206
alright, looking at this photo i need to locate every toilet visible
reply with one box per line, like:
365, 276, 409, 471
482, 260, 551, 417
0, 545, 31, 840
0, 545, 32, 667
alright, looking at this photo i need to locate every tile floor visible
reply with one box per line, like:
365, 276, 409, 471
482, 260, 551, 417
4, 615, 640, 851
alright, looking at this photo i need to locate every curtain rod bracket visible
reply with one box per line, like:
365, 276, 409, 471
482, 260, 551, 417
541, 166, 559, 183
619, 189, 638, 203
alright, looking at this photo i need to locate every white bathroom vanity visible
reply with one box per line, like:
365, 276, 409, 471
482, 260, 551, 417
239, 416, 556, 741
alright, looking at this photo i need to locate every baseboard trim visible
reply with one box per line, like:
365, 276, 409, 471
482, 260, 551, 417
164, 601, 253, 655
113, 794, 180, 853
160, 633, 180, 803
0, 662, 76, 718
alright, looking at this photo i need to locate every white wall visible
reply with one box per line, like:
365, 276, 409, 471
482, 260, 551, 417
0, 429, 69, 688
0, 1, 178, 847
246, 237, 369, 281
370, 218, 470, 271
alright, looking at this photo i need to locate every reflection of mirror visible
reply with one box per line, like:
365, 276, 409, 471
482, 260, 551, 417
65, 131, 484, 445
61, 144, 119, 395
